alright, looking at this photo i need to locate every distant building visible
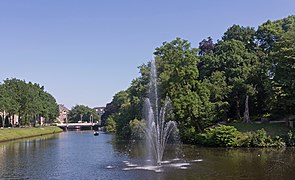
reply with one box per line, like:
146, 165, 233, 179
0, 111, 19, 127
93, 107, 105, 117
58, 104, 69, 124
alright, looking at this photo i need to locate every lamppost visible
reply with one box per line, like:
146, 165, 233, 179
90, 114, 93, 125
90, 114, 93, 130
80, 114, 83, 123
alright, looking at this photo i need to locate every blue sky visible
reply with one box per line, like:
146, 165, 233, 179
0, 0, 294, 109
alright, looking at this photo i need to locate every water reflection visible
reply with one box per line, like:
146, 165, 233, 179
112, 138, 295, 179
0, 134, 59, 179
1, 132, 295, 180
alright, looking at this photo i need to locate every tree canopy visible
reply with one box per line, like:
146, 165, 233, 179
103, 15, 295, 143
68, 105, 99, 123
0, 78, 58, 126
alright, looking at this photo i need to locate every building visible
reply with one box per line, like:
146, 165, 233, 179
58, 104, 69, 124
0, 111, 19, 127
93, 107, 105, 117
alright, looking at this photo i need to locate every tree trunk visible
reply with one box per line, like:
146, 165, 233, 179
243, 95, 251, 123
235, 96, 241, 120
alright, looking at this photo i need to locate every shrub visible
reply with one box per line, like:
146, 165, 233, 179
199, 125, 240, 147
129, 119, 145, 139
182, 126, 198, 144
238, 132, 253, 147
272, 136, 286, 147
196, 126, 286, 147
106, 117, 116, 133
286, 130, 295, 146
251, 129, 269, 147
239, 128, 285, 147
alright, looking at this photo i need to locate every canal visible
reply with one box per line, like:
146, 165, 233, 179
0, 131, 295, 179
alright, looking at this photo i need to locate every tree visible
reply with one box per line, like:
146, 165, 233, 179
203, 71, 230, 122
105, 15, 295, 143
256, 15, 295, 52
222, 24, 256, 50
68, 105, 99, 123
212, 40, 258, 121
270, 28, 295, 121
198, 37, 215, 56
154, 38, 215, 141
39, 90, 59, 123
255, 15, 295, 120
0, 78, 59, 126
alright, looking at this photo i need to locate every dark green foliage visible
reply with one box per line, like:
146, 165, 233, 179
197, 125, 285, 147
222, 24, 256, 50
129, 118, 145, 140
153, 38, 217, 142
196, 125, 240, 147
269, 28, 295, 117
105, 116, 116, 133
287, 130, 295, 146
256, 15, 295, 52
249, 129, 285, 147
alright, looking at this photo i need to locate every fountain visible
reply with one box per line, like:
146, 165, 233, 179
106, 60, 203, 172
143, 59, 178, 166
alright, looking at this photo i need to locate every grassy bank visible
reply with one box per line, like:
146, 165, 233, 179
229, 122, 292, 137
0, 126, 63, 142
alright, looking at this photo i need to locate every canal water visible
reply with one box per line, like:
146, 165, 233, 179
0, 131, 295, 180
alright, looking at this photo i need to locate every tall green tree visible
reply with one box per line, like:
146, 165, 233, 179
270, 28, 295, 120
255, 15, 295, 120
214, 39, 258, 121
256, 15, 295, 52
154, 38, 215, 141
222, 24, 256, 50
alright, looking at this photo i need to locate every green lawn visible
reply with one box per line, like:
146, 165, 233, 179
0, 126, 63, 142
229, 122, 293, 137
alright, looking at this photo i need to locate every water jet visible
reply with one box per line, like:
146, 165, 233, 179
143, 59, 178, 166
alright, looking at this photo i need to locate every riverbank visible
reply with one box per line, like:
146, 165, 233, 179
229, 122, 292, 137
0, 127, 63, 142
196, 122, 295, 147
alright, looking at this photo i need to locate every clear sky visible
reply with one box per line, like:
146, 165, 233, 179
0, 0, 294, 109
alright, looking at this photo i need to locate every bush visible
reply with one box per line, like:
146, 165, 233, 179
251, 129, 269, 147
106, 117, 116, 133
196, 126, 286, 147
248, 129, 285, 147
129, 119, 145, 140
198, 125, 240, 147
238, 132, 253, 147
182, 126, 198, 144
286, 130, 295, 146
